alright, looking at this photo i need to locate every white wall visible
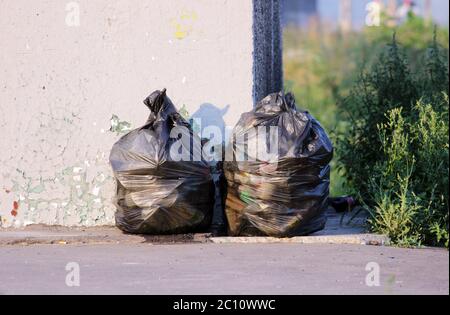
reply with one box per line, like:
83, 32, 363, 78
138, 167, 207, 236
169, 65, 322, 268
0, 0, 256, 227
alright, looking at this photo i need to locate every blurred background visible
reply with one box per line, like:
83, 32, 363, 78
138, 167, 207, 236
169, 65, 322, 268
281, 0, 449, 196
282, 0, 449, 28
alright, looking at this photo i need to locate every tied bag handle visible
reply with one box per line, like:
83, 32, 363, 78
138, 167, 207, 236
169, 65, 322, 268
141, 88, 168, 129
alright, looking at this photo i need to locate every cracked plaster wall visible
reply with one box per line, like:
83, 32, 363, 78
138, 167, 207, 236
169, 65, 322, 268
0, 0, 281, 227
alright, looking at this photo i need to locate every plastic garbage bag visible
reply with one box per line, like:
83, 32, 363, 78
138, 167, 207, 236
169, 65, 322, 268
224, 92, 333, 237
109, 89, 214, 234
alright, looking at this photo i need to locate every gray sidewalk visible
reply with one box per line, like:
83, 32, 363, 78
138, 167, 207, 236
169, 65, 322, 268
0, 243, 448, 295
1, 208, 448, 295
0, 208, 388, 246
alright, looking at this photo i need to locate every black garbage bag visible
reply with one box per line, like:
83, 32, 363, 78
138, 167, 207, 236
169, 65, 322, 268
224, 92, 333, 237
109, 89, 215, 234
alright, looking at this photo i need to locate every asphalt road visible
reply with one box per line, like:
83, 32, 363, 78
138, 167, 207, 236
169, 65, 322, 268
0, 243, 448, 295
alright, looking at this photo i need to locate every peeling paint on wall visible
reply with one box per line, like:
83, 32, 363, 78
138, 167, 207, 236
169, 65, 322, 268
1, 155, 115, 228
178, 104, 190, 120
0, 100, 119, 227
10, 201, 19, 217
0, 0, 257, 227
171, 10, 198, 40
109, 114, 132, 135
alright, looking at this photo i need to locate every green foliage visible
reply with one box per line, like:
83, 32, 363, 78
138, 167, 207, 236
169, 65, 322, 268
410, 98, 449, 247
339, 30, 449, 247
283, 15, 449, 246
368, 161, 422, 246
363, 14, 449, 71
420, 31, 450, 101
338, 34, 418, 198
283, 15, 448, 198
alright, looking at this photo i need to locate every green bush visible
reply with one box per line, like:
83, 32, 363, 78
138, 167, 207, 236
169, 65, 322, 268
363, 14, 449, 71
338, 32, 449, 247
283, 15, 448, 198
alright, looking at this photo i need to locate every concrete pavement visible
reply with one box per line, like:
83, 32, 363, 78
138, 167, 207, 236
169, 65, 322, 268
0, 243, 448, 295
0, 208, 389, 246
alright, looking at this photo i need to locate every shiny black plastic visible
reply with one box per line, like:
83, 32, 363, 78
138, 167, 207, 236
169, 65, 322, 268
224, 92, 333, 237
109, 89, 214, 234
